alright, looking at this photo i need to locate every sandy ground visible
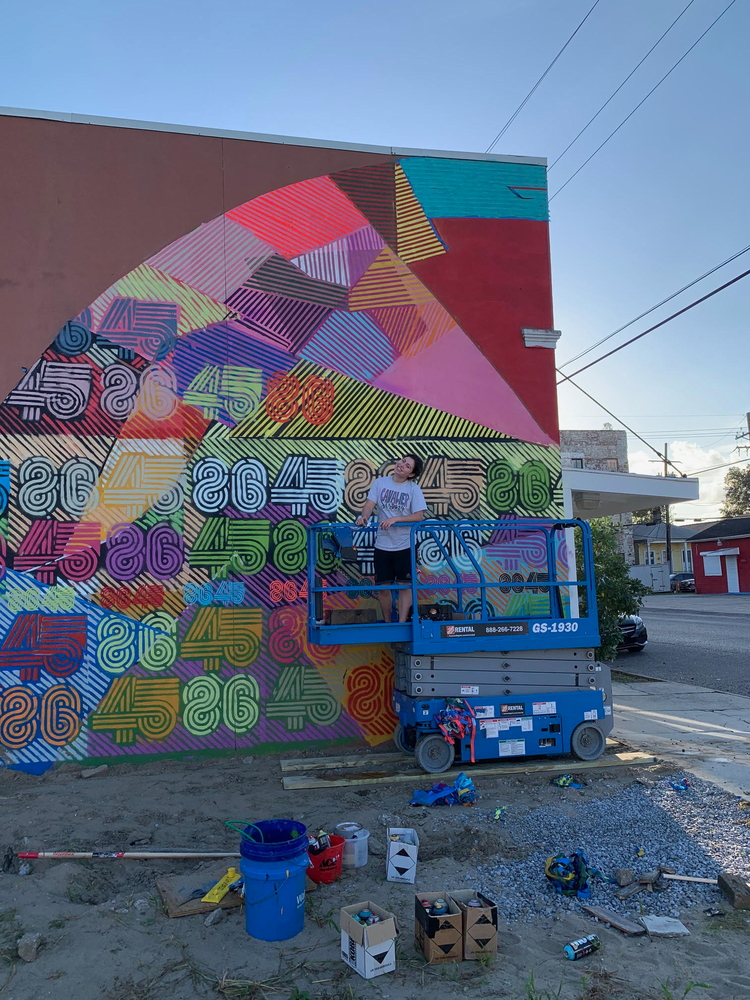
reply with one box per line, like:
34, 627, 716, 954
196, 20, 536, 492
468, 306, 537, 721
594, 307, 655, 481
1, 749, 749, 1000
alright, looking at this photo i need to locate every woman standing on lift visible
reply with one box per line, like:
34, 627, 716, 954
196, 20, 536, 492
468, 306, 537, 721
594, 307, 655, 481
356, 454, 427, 623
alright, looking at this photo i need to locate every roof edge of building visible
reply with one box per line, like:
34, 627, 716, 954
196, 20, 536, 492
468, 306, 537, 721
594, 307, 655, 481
0, 106, 548, 166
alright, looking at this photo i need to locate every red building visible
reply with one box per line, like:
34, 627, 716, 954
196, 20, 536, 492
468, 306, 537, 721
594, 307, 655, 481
690, 518, 750, 594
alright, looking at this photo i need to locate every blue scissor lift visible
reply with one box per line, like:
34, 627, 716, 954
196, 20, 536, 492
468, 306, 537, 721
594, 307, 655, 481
306, 518, 612, 774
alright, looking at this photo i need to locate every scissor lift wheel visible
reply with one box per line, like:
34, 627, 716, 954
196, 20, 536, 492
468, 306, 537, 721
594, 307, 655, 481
393, 723, 415, 755
570, 722, 605, 761
416, 734, 455, 774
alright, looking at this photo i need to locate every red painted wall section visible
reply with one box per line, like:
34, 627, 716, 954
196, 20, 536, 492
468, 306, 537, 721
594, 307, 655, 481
411, 218, 559, 442
692, 538, 750, 594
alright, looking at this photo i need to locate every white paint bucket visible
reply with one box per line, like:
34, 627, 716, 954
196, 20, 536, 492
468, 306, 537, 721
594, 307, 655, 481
336, 823, 370, 868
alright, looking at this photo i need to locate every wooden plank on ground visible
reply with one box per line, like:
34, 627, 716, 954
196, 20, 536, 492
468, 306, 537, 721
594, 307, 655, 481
281, 751, 657, 790
156, 861, 243, 918
280, 751, 408, 773
582, 905, 645, 935
281, 738, 625, 774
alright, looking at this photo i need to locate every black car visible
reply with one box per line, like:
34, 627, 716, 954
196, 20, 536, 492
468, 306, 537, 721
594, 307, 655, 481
617, 614, 648, 653
670, 572, 695, 593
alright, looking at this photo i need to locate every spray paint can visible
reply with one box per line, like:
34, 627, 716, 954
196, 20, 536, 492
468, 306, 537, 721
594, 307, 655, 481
563, 934, 601, 960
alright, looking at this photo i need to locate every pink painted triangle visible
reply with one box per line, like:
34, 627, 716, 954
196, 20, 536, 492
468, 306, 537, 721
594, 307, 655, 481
371, 324, 553, 444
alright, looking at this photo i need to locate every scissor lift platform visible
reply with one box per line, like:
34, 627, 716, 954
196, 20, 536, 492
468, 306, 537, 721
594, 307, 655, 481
306, 518, 600, 655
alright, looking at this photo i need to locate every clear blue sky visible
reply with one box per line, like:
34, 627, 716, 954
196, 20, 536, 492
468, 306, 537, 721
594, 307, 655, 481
2, 0, 748, 517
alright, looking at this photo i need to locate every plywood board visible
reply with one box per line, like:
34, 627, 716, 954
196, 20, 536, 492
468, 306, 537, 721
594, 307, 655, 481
582, 905, 645, 935
156, 861, 244, 918
281, 752, 657, 790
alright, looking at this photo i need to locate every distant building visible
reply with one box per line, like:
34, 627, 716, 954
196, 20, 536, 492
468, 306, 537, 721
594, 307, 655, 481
560, 429, 629, 473
690, 518, 750, 594
633, 523, 699, 573
560, 429, 633, 563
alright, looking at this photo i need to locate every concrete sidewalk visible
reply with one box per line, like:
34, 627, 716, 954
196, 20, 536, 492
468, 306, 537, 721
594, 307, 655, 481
612, 677, 750, 798
642, 593, 750, 614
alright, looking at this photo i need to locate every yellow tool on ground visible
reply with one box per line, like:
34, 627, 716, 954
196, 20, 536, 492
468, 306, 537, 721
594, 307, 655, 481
202, 866, 240, 904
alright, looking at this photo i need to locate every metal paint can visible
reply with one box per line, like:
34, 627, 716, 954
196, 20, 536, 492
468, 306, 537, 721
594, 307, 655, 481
564, 934, 601, 960
338, 825, 369, 868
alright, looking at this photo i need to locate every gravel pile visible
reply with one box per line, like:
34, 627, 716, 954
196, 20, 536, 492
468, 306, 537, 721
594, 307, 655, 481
475, 773, 750, 922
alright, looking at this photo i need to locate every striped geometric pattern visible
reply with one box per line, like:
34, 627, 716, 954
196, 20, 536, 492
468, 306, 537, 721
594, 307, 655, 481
398, 157, 549, 221
300, 310, 397, 382
370, 301, 456, 358
226, 176, 370, 258
291, 226, 384, 288
244, 255, 348, 308
117, 396, 210, 446
90, 264, 230, 337
229, 360, 509, 441
349, 247, 434, 311
395, 163, 447, 263
147, 216, 276, 301
173, 322, 296, 403
225, 286, 331, 354
330, 164, 397, 249
291, 237, 350, 287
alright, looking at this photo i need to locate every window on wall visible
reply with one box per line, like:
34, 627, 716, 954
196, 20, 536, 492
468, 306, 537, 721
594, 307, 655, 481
686, 549, 693, 570
703, 554, 722, 577
604, 458, 618, 471
571, 458, 584, 468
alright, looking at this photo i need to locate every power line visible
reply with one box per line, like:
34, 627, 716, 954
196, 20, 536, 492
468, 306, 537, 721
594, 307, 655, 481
630, 429, 737, 436
549, 0, 739, 200
557, 265, 750, 384
685, 456, 750, 476
549, 0, 697, 171
485, 0, 602, 154
558, 371, 686, 476
558, 245, 750, 369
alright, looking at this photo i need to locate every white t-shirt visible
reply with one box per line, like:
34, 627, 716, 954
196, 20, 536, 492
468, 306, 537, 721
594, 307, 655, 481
367, 476, 427, 551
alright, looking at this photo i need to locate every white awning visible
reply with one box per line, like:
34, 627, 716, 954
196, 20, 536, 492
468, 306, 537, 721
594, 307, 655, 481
562, 468, 700, 519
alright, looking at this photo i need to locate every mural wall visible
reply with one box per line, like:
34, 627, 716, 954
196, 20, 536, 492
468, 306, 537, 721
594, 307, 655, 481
0, 155, 563, 772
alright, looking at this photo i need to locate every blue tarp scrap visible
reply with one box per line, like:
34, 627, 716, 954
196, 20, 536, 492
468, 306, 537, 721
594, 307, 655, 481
410, 771, 478, 807
544, 850, 610, 899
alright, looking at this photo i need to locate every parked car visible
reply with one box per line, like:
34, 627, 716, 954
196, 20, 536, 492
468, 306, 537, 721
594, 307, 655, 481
670, 572, 695, 593
617, 614, 648, 653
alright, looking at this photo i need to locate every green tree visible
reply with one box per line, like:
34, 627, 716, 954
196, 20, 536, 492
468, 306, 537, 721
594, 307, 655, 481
578, 518, 650, 662
721, 466, 750, 517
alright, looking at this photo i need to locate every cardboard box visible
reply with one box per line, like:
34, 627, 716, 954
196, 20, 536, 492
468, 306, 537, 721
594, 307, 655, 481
449, 890, 498, 960
386, 827, 419, 884
414, 892, 463, 964
340, 900, 398, 980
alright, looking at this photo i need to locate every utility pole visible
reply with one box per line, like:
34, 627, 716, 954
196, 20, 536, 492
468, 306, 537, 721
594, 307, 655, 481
663, 443, 672, 573
650, 444, 682, 572
734, 412, 750, 454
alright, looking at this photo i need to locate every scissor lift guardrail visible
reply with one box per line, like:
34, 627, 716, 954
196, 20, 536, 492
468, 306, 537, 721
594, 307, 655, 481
307, 518, 600, 655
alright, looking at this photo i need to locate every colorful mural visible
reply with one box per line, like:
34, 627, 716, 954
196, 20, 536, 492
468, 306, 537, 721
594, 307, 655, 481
0, 156, 562, 772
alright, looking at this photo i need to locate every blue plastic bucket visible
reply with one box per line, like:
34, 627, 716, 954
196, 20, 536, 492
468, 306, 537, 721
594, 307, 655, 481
238, 819, 308, 861
235, 820, 310, 941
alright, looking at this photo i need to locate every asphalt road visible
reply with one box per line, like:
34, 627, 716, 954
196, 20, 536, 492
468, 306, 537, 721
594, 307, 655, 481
617, 597, 750, 696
